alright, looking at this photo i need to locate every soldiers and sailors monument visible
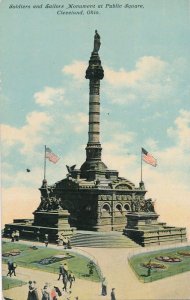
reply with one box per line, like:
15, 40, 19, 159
4, 31, 187, 247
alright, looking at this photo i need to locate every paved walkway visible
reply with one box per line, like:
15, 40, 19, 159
2, 239, 190, 300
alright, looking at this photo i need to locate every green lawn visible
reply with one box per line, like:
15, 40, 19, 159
129, 246, 190, 283
2, 241, 102, 282
2, 276, 27, 290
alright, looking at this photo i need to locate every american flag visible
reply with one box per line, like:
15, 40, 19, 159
142, 147, 157, 167
46, 147, 60, 164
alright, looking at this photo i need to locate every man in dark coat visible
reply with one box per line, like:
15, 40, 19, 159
11, 262, 17, 276
7, 261, 13, 277
111, 288, 116, 300
62, 272, 68, 292
57, 264, 65, 280
68, 272, 75, 289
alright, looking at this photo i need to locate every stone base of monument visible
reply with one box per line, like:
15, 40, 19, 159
123, 212, 187, 247
3, 209, 75, 243
76, 215, 126, 232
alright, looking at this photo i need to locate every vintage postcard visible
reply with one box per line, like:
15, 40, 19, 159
1, 0, 190, 299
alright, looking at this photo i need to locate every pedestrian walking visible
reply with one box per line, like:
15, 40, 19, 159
15, 230, 20, 241
68, 272, 75, 289
41, 284, 50, 300
6, 261, 13, 277
63, 263, 68, 275
111, 288, 116, 300
50, 286, 58, 300
147, 265, 152, 276
44, 234, 49, 247
58, 264, 63, 280
54, 286, 62, 297
101, 277, 107, 296
67, 238, 72, 249
11, 231, 15, 242
27, 281, 39, 300
147, 259, 152, 276
12, 261, 17, 276
62, 272, 68, 292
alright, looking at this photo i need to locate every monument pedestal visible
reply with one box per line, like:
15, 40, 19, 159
33, 209, 74, 242
124, 212, 187, 247
4, 209, 75, 243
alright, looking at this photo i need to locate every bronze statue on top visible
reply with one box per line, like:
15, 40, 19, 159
93, 30, 101, 52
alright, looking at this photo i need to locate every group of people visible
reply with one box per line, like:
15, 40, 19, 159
6, 260, 17, 277
41, 283, 61, 300
7, 259, 116, 299
27, 281, 79, 300
11, 230, 20, 242
27, 281, 62, 300
101, 277, 116, 300
57, 263, 75, 292
57, 235, 72, 249
43, 234, 72, 250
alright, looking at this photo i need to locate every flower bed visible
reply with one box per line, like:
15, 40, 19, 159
29, 246, 38, 250
35, 253, 74, 265
2, 249, 21, 257
178, 251, 190, 257
142, 262, 166, 269
156, 256, 181, 263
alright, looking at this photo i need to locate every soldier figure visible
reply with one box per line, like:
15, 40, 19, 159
93, 30, 101, 52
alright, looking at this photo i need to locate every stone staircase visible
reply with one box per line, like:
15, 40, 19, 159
70, 230, 140, 248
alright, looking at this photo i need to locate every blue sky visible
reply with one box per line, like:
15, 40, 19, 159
1, 0, 190, 235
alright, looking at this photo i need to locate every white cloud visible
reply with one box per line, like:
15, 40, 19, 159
34, 86, 66, 106
104, 56, 167, 87
102, 130, 137, 177
102, 56, 186, 105
62, 60, 87, 82
144, 138, 158, 150
167, 109, 190, 150
103, 132, 135, 155
1, 111, 52, 154
64, 112, 88, 133
104, 88, 137, 105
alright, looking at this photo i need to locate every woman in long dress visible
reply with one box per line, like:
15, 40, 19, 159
41, 285, 50, 300
101, 277, 107, 296
27, 281, 39, 300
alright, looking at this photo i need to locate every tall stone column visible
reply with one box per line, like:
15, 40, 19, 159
86, 56, 103, 161
80, 31, 107, 177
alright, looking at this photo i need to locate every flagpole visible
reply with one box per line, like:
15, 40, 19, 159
44, 145, 46, 180
141, 148, 142, 182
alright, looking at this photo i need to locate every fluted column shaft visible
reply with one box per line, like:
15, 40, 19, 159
88, 79, 100, 143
